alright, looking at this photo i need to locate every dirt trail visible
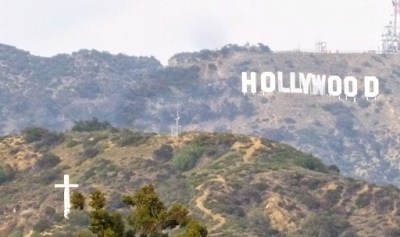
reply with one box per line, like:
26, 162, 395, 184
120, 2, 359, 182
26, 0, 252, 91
243, 137, 263, 163
24, 230, 33, 237
195, 176, 227, 233
212, 175, 226, 183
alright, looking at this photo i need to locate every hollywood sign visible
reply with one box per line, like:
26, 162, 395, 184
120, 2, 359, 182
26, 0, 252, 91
242, 72, 379, 101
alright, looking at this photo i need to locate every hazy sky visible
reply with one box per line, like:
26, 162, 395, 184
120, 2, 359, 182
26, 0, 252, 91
0, 0, 393, 64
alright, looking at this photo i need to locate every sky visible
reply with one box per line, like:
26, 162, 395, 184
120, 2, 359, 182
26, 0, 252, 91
0, 0, 393, 65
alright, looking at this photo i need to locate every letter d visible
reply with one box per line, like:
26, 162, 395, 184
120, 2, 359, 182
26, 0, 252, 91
364, 76, 379, 98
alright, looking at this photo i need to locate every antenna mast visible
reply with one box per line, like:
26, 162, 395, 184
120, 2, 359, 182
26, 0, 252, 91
381, 0, 400, 53
315, 40, 327, 53
394, 0, 400, 37
171, 110, 182, 137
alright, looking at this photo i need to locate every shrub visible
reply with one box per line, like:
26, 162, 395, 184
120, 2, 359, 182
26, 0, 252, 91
252, 183, 269, 192
335, 115, 355, 137
72, 117, 112, 132
377, 197, 393, 213
173, 143, 205, 171
82, 147, 99, 159
303, 212, 350, 237
362, 61, 372, 67
300, 192, 320, 210
35, 153, 61, 170
33, 219, 52, 233
22, 127, 64, 152
153, 145, 173, 161
371, 55, 383, 63
23, 127, 49, 143
116, 131, 153, 147
357, 99, 370, 108
284, 117, 296, 124
325, 186, 343, 206
67, 140, 79, 148
355, 193, 372, 208
328, 165, 340, 174
8, 231, 23, 237
385, 227, 400, 237
69, 210, 90, 227
322, 102, 352, 116
294, 155, 329, 173
260, 97, 269, 104
0, 166, 7, 185
39, 130, 65, 146
42, 206, 56, 218
36, 168, 62, 185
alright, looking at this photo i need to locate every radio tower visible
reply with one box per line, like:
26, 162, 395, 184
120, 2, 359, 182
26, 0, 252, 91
381, 0, 400, 53
170, 111, 181, 137
394, 0, 400, 36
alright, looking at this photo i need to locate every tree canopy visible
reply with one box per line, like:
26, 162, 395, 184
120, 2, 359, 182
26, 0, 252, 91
71, 184, 207, 237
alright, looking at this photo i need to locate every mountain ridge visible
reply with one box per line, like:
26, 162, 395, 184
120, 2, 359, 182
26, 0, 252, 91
0, 42, 399, 187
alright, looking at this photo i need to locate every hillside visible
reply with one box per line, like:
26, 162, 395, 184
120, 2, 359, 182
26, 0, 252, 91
0, 43, 400, 186
1, 127, 400, 237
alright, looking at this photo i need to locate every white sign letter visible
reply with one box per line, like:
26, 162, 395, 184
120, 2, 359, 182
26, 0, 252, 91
290, 72, 302, 93
261, 72, 276, 93
328, 76, 342, 96
300, 73, 313, 94
364, 76, 379, 98
344, 76, 358, 98
312, 74, 326, 95
242, 72, 257, 94
277, 71, 290, 93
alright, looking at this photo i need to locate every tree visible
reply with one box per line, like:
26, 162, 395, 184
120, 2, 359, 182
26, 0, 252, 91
72, 184, 207, 237
72, 117, 112, 132
71, 191, 125, 237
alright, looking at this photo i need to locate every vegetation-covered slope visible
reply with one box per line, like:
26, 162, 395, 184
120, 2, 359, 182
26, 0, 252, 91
1, 43, 400, 188
1, 124, 400, 237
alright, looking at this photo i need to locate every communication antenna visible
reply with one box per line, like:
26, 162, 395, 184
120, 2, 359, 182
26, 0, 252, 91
381, 0, 400, 53
171, 111, 182, 137
315, 40, 327, 53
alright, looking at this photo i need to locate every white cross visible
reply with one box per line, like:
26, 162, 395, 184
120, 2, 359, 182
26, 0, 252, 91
55, 175, 78, 219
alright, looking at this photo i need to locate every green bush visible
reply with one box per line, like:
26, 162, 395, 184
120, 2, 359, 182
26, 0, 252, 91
22, 127, 64, 149
116, 131, 153, 147
33, 219, 52, 233
8, 231, 23, 237
153, 145, 173, 161
36, 168, 62, 185
72, 117, 112, 132
69, 210, 90, 227
252, 183, 269, 192
355, 193, 372, 208
83, 134, 109, 148
67, 139, 79, 148
385, 227, 400, 237
0, 166, 7, 185
328, 165, 340, 174
82, 147, 99, 159
324, 186, 343, 206
23, 127, 49, 143
35, 153, 61, 170
294, 155, 329, 173
173, 143, 205, 171
302, 212, 350, 237
42, 206, 56, 218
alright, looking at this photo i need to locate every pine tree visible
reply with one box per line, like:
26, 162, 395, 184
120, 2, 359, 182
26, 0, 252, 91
71, 184, 207, 237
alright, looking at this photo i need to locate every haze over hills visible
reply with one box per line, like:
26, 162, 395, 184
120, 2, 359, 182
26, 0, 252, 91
1, 43, 400, 187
